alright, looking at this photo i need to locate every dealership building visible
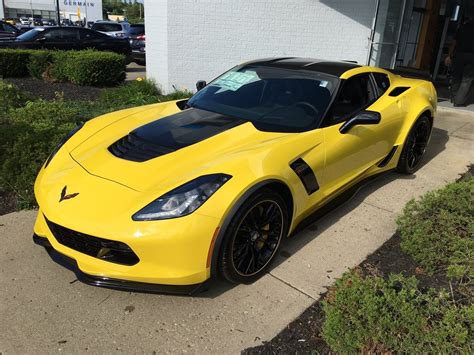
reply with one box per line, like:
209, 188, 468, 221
0, 0, 103, 23
145, 0, 471, 93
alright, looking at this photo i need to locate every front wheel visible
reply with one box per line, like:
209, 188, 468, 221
397, 116, 432, 174
219, 190, 289, 284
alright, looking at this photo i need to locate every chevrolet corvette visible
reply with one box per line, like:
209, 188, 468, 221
33, 58, 436, 294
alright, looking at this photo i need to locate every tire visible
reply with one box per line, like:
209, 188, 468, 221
218, 189, 289, 284
397, 115, 432, 174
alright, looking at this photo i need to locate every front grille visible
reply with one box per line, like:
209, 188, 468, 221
108, 132, 174, 162
45, 217, 139, 266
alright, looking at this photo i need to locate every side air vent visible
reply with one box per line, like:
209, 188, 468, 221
290, 158, 319, 195
109, 132, 175, 162
389, 86, 410, 97
378, 146, 398, 167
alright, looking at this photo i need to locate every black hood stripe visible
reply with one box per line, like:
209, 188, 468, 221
108, 108, 246, 162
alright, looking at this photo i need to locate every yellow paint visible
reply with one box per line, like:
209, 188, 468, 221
34, 67, 436, 286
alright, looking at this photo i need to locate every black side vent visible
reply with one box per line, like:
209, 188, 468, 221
290, 158, 319, 195
389, 86, 410, 97
109, 132, 175, 162
378, 145, 398, 167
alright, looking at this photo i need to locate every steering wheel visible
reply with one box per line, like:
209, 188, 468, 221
294, 102, 319, 117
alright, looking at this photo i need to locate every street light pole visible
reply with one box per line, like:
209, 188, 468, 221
56, 0, 61, 26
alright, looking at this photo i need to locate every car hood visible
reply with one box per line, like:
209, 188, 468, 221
69, 103, 289, 192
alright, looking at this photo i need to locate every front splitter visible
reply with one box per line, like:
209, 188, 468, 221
33, 234, 211, 296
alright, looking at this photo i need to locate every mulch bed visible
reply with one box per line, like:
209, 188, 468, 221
244, 166, 472, 354
0, 189, 17, 216
4, 77, 104, 101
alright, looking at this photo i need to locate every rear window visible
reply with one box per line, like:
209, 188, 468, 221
91, 23, 122, 32
129, 25, 144, 35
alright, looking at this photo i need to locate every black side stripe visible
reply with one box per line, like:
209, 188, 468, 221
290, 158, 319, 195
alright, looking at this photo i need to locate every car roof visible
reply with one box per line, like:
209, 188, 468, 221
242, 57, 361, 77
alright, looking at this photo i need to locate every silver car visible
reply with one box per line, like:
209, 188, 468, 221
91, 21, 130, 38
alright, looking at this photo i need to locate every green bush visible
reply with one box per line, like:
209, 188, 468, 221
0, 80, 30, 117
61, 50, 126, 86
100, 79, 162, 107
0, 49, 126, 86
322, 272, 473, 353
159, 89, 193, 102
397, 177, 473, 280
0, 49, 32, 77
27, 51, 52, 79
0, 99, 81, 207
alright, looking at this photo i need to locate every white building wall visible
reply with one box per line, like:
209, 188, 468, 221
0, 4, 4, 18
145, 0, 376, 93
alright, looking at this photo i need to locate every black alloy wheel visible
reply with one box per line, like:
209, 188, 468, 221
397, 116, 432, 174
219, 189, 289, 284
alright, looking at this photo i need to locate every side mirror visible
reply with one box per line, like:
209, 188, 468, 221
196, 80, 207, 91
339, 110, 381, 134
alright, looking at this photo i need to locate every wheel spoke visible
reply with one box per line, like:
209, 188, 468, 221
231, 200, 284, 276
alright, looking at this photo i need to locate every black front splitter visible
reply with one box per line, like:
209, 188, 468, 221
33, 234, 210, 296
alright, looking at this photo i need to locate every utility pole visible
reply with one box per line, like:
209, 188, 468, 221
56, 0, 61, 26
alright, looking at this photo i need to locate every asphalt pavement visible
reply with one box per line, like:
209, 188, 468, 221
0, 107, 472, 354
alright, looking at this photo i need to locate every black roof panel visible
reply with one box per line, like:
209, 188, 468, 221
242, 57, 361, 77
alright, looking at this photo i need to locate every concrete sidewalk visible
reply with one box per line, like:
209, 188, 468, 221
0, 108, 472, 354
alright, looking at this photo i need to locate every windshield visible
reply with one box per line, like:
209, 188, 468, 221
187, 65, 338, 132
16, 28, 43, 41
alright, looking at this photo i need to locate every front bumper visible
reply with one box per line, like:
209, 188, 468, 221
33, 234, 210, 295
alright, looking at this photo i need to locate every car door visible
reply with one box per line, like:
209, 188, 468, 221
37, 28, 80, 50
319, 72, 401, 196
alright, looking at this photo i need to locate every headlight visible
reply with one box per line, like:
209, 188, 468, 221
44, 123, 83, 168
132, 174, 232, 221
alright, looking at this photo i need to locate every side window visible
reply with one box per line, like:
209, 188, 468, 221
330, 74, 376, 122
43, 29, 79, 41
372, 73, 390, 96
81, 29, 102, 40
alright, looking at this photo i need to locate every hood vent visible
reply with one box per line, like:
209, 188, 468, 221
108, 132, 175, 162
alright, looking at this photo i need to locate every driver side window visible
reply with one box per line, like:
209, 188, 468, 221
43, 29, 79, 41
329, 74, 376, 124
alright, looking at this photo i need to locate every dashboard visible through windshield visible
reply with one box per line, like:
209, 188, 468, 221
187, 65, 339, 132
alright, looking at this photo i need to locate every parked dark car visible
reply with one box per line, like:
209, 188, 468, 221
0, 27, 131, 57
129, 24, 145, 65
0, 21, 20, 40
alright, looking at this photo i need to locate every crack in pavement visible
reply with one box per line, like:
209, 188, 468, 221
267, 272, 317, 301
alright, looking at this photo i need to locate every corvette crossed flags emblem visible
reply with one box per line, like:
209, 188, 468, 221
59, 186, 79, 203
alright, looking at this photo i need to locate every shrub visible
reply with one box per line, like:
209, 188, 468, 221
0, 49, 32, 77
397, 177, 473, 280
46, 51, 71, 82
0, 99, 80, 208
159, 89, 193, 102
62, 50, 126, 86
100, 79, 162, 107
0, 80, 29, 117
322, 272, 473, 353
27, 50, 52, 79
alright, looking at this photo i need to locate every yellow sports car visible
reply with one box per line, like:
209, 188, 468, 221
33, 58, 436, 294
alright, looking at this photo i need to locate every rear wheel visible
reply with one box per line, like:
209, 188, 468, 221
219, 190, 289, 284
397, 116, 431, 174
